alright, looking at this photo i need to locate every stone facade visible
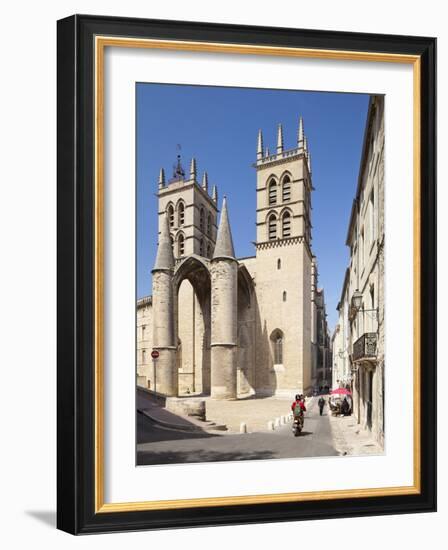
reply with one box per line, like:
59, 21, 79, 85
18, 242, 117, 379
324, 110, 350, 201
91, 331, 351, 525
332, 95, 385, 446
137, 119, 330, 399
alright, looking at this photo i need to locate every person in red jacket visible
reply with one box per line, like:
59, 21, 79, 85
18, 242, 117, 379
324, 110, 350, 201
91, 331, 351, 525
291, 394, 306, 414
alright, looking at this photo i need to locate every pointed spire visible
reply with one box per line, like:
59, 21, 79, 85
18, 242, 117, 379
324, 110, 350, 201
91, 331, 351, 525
298, 116, 304, 147
153, 213, 174, 271
202, 171, 209, 192
212, 185, 218, 204
307, 152, 312, 174
158, 167, 165, 189
265, 146, 270, 157
257, 129, 264, 160
190, 157, 197, 181
213, 196, 235, 260
304, 136, 308, 156
276, 123, 284, 155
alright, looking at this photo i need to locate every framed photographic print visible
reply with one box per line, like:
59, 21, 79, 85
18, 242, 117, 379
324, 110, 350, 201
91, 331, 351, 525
57, 14, 436, 534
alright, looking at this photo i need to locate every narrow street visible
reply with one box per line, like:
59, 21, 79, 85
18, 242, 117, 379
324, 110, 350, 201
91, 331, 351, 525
137, 398, 338, 465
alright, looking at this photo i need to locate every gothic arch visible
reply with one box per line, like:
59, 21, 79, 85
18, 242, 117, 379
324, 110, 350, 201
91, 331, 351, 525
174, 254, 211, 289
173, 255, 212, 395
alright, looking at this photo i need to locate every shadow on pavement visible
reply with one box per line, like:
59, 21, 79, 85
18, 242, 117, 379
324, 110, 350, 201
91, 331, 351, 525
137, 411, 219, 444
137, 449, 275, 466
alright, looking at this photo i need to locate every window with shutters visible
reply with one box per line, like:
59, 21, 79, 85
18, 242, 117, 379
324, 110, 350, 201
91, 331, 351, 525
178, 201, 185, 226
200, 207, 205, 232
268, 179, 277, 205
282, 175, 291, 202
207, 213, 212, 236
178, 233, 185, 257
167, 204, 174, 228
282, 211, 291, 238
268, 214, 277, 240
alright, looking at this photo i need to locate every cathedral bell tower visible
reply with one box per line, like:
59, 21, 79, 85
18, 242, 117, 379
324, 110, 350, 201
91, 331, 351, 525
157, 153, 218, 261
253, 118, 314, 395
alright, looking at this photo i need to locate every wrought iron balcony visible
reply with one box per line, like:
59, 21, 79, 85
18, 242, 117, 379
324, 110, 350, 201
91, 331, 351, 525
353, 332, 377, 362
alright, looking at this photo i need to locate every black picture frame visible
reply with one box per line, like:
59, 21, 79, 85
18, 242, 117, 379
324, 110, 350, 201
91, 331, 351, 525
57, 14, 436, 535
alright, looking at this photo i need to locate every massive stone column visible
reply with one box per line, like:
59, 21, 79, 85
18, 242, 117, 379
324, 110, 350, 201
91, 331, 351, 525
210, 197, 238, 399
152, 213, 177, 396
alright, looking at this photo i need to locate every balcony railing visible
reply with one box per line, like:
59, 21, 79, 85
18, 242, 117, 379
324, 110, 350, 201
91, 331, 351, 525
353, 332, 377, 362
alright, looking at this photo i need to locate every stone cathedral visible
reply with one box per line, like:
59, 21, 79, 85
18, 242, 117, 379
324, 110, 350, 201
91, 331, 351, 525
137, 119, 327, 399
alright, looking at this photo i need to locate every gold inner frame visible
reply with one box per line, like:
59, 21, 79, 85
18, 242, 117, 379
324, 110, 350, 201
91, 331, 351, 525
94, 36, 421, 514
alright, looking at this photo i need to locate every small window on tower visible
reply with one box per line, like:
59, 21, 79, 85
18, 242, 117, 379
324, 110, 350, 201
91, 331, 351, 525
277, 259, 281, 270
282, 176, 291, 202
178, 202, 185, 226
142, 349, 146, 363
268, 179, 277, 205
200, 207, 205, 231
167, 204, 174, 228
270, 329, 284, 365
178, 233, 185, 257
207, 213, 212, 236
283, 291, 287, 302
268, 214, 277, 240
282, 211, 291, 238
207, 243, 211, 258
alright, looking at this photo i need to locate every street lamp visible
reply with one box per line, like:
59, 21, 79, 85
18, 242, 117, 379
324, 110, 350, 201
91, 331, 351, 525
351, 289, 363, 311
351, 289, 378, 319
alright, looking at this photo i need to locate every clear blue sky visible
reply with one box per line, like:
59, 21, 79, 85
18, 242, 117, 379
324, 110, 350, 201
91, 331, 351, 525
136, 83, 370, 330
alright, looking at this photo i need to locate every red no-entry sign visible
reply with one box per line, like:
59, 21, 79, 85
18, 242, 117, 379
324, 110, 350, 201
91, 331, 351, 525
151, 350, 160, 359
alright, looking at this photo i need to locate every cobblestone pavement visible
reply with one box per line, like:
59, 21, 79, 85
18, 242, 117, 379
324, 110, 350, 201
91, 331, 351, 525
328, 410, 383, 456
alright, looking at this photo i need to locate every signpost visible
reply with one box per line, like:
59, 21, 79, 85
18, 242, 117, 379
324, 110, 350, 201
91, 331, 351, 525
151, 350, 159, 393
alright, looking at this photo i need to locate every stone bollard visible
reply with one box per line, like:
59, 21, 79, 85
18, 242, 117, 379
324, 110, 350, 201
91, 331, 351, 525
240, 422, 247, 434
267, 421, 274, 431
274, 417, 281, 428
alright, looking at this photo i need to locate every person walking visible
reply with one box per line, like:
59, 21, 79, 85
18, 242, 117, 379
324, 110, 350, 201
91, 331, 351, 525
318, 396, 325, 416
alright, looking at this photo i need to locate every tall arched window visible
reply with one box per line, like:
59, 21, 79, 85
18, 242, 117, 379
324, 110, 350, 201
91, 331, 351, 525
178, 202, 185, 226
207, 213, 212, 236
282, 211, 291, 238
282, 175, 291, 202
268, 214, 277, 240
271, 329, 284, 365
200, 207, 205, 231
167, 204, 174, 228
177, 233, 185, 257
170, 234, 174, 251
268, 179, 277, 205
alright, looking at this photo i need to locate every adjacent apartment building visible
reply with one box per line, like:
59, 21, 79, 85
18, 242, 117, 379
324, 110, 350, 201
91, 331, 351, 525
332, 95, 385, 446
